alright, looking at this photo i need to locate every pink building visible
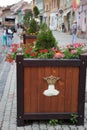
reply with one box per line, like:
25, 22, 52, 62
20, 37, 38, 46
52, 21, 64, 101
76, 0, 87, 37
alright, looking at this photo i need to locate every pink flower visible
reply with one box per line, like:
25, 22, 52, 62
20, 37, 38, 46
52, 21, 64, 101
52, 47, 57, 52
54, 53, 64, 59
71, 50, 77, 54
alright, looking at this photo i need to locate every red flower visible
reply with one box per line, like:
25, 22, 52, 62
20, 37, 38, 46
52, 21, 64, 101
12, 43, 19, 48
5, 54, 14, 63
39, 49, 48, 53
30, 52, 37, 57
11, 48, 17, 53
25, 48, 32, 54
9, 58, 14, 63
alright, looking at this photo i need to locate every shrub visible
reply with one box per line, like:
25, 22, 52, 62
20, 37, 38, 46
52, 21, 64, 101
23, 11, 33, 28
27, 18, 39, 35
33, 6, 40, 18
35, 23, 58, 51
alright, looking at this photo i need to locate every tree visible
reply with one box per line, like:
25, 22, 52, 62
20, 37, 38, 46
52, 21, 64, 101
23, 10, 33, 28
27, 18, 39, 34
33, 6, 40, 18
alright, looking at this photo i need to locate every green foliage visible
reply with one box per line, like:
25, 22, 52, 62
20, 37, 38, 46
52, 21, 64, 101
49, 119, 58, 126
63, 47, 83, 59
23, 11, 33, 28
70, 114, 78, 124
33, 6, 40, 18
37, 50, 54, 59
40, 23, 48, 32
35, 23, 57, 51
27, 18, 39, 34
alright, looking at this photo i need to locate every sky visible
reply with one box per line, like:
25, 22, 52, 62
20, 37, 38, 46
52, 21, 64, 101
0, 0, 32, 7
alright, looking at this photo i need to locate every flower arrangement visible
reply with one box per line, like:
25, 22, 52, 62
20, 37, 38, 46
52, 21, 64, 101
5, 42, 85, 63
5, 22, 86, 63
57, 43, 85, 59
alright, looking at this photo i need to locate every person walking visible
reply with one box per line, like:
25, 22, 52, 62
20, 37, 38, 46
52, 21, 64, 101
6, 27, 13, 47
71, 21, 77, 43
2, 27, 7, 50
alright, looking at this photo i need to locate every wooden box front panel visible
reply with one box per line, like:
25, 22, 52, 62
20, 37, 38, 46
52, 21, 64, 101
25, 38, 37, 44
24, 66, 79, 113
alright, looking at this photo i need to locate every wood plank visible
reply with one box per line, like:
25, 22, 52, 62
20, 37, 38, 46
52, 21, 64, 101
64, 67, 72, 112
29, 67, 38, 112
37, 67, 46, 112
42, 67, 52, 112
56, 67, 65, 112
71, 67, 79, 112
50, 67, 59, 112
24, 67, 31, 113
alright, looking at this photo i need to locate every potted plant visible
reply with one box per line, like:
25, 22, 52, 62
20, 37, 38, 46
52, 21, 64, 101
23, 8, 40, 44
5, 23, 87, 126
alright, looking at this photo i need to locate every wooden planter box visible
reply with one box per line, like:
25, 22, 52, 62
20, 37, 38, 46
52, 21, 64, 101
16, 54, 87, 126
23, 34, 37, 44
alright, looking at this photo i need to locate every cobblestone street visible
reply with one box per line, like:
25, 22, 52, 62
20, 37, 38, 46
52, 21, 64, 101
53, 31, 87, 46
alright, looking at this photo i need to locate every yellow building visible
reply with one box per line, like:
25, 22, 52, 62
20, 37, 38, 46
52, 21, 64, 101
43, 0, 50, 26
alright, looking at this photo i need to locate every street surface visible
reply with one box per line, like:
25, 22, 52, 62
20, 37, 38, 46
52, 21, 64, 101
53, 31, 87, 47
0, 28, 22, 101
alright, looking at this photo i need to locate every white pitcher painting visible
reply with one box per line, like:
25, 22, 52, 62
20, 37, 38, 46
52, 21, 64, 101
43, 75, 60, 96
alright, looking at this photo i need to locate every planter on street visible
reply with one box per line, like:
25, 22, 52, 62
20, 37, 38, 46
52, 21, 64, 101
23, 34, 37, 44
16, 54, 87, 126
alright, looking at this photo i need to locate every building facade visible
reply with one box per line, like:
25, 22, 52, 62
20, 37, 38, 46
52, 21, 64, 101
32, 0, 87, 35
76, 0, 87, 37
2, 6, 13, 26
43, 0, 50, 26
50, 0, 58, 30
11, 1, 32, 25
33, 0, 44, 24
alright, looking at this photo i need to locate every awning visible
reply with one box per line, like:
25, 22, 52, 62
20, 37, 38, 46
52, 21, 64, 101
63, 8, 72, 17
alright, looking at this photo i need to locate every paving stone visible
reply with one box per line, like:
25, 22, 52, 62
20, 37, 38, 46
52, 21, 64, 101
39, 121, 47, 129
77, 126, 86, 130
9, 124, 17, 130
17, 127, 24, 130
46, 124, 55, 130
2, 121, 9, 130
54, 125, 62, 130
62, 125, 70, 130
69, 125, 78, 130
32, 127, 40, 130
24, 125, 32, 130
84, 123, 87, 128
1, 126, 9, 130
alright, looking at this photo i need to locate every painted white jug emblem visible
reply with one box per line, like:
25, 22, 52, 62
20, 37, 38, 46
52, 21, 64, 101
43, 75, 60, 96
